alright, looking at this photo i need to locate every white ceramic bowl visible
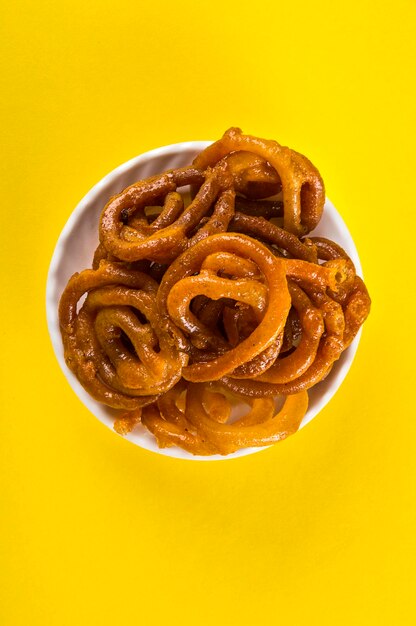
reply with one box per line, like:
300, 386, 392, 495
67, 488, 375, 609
46, 141, 362, 461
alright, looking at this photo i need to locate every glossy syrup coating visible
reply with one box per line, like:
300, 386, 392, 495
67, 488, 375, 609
142, 382, 308, 456
255, 281, 324, 384
59, 128, 371, 455
59, 262, 187, 409
193, 127, 325, 236
158, 232, 291, 382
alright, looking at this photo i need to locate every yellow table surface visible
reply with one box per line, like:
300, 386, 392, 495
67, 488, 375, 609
1, 1, 415, 624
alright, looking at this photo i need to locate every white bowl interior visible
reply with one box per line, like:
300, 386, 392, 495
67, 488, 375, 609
46, 142, 362, 461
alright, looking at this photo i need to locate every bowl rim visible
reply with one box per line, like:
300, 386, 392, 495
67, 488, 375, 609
46, 140, 363, 461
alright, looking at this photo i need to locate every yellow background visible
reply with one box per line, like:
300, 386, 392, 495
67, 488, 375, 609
1, 1, 415, 624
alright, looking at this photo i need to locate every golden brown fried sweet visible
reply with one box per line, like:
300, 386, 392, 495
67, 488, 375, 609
218, 150, 281, 199
193, 127, 325, 236
230, 212, 318, 262
255, 281, 324, 384
59, 128, 371, 455
158, 232, 291, 382
185, 384, 308, 454
98, 150, 280, 265
141, 382, 308, 456
59, 261, 187, 409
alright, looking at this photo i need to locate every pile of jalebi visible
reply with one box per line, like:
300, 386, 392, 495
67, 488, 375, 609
59, 128, 371, 455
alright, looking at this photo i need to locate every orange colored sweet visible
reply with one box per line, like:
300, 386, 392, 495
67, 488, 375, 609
59, 128, 371, 455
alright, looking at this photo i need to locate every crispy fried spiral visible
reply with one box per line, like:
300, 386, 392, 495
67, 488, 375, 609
59, 128, 371, 455
59, 262, 187, 409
